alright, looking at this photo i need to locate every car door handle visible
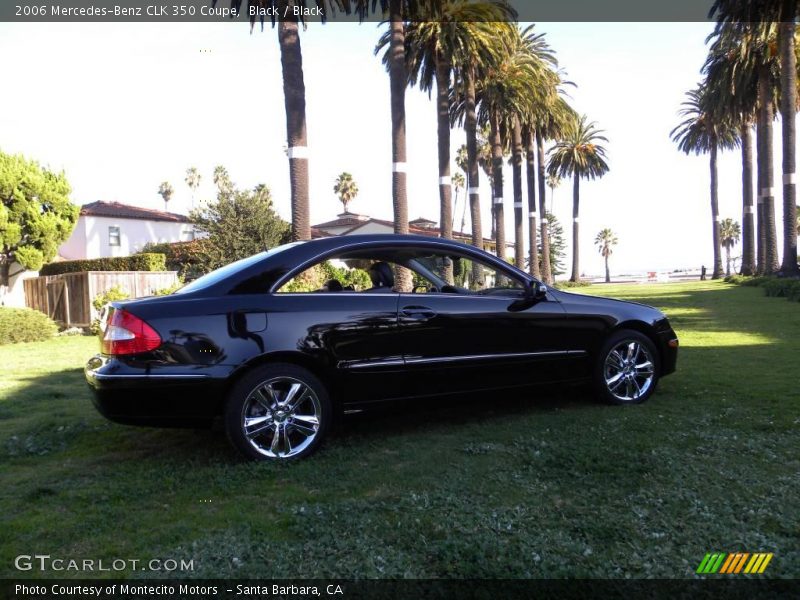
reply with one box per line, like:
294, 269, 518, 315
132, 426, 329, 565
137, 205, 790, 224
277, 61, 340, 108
400, 306, 437, 321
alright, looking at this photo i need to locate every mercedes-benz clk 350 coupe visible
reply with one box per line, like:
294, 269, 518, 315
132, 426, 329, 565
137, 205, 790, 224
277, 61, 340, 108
86, 234, 678, 461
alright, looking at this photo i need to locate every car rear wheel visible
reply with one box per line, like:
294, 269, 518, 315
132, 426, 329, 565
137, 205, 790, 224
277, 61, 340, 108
224, 363, 330, 461
595, 330, 659, 405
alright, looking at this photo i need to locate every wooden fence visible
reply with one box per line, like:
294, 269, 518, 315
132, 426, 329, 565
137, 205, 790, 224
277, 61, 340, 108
24, 271, 179, 327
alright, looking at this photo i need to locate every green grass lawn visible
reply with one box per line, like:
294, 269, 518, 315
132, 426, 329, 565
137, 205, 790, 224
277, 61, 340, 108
1, 280, 798, 579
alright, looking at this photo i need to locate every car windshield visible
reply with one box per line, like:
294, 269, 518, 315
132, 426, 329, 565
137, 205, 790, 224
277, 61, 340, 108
174, 242, 303, 295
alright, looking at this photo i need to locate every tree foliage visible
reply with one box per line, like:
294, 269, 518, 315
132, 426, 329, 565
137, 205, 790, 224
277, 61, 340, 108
189, 179, 289, 273
0, 151, 78, 286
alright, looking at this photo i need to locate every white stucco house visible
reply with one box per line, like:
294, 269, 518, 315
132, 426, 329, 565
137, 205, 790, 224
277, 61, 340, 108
59, 201, 195, 260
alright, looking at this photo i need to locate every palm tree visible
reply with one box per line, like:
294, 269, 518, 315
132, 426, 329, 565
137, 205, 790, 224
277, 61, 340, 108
506, 25, 557, 274
212, 165, 233, 196
702, 20, 790, 275
449, 17, 517, 284
547, 114, 610, 282
529, 94, 576, 284
218, 1, 345, 242
185, 167, 201, 211
333, 172, 359, 214
720, 217, 741, 277
157, 181, 174, 212
476, 26, 550, 264
452, 171, 466, 232
779, 17, 799, 276
594, 228, 618, 283
546, 174, 561, 214
671, 86, 739, 280
385, 2, 511, 240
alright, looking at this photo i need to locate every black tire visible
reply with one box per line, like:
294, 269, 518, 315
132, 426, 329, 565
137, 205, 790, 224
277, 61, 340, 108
594, 329, 660, 405
224, 363, 331, 461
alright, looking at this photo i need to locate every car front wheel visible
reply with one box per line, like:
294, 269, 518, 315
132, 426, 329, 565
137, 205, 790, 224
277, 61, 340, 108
595, 330, 659, 405
224, 363, 330, 461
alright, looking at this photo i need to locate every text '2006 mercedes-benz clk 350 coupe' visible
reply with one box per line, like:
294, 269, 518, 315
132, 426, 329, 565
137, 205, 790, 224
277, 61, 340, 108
85, 234, 678, 461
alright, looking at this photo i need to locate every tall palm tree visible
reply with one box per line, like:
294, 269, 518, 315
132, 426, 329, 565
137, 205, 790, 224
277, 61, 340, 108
476, 26, 550, 264
158, 181, 174, 213
381, 1, 514, 283
449, 18, 517, 283
547, 114, 610, 282
217, 1, 349, 242
702, 22, 758, 275
506, 25, 557, 273
594, 228, 618, 283
546, 174, 561, 214
333, 172, 359, 214
213, 165, 233, 196
779, 15, 799, 275
529, 94, 576, 284
720, 217, 741, 276
671, 86, 739, 280
708, 6, 792, 274
452, 171, 466, 232
185, 167, 201, 211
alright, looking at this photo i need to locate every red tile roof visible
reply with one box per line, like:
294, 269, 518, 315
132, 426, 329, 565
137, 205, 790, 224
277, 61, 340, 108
80, 201, 190, 223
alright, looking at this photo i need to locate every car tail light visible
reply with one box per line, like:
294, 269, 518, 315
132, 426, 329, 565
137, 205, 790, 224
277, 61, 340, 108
101, 308, 161, 355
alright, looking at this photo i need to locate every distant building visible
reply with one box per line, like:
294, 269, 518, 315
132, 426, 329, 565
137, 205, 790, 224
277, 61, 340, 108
59, 201, 195, 260
311, 212, 505, 255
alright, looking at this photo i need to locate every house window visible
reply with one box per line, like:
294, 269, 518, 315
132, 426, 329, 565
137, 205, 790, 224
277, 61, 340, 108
108, 226, 121, 247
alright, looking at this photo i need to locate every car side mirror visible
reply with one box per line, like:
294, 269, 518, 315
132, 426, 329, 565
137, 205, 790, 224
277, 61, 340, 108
532, 281, 548, 300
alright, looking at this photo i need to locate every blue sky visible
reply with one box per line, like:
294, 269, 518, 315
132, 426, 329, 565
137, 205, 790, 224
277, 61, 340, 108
0, 21, 789, 276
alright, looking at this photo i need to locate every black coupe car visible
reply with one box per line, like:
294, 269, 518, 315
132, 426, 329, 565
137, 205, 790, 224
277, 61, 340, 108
86, 234, 678, 461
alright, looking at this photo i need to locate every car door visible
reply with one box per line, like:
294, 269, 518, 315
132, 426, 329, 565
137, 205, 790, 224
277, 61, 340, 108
396, 250, 572, 397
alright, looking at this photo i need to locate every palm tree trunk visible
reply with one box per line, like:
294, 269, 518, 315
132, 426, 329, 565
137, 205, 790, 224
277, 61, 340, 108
740, 122, 756, 276
570, 174, 580, 282
779, 14, 799, 275
726, 244, 732, 277
511, 117, 524, 270
604, 254, 610, 283
464, 65, 483, 288
490, 111, 506, 263
537, 132, 552, 284
525, 129, 540, 279
710, 144, 723, 279
388, 0, 411, 291
756, 93, 766, 274
759, 64, 780, 274
435, 54, 454, 284
278, 17, 310, 242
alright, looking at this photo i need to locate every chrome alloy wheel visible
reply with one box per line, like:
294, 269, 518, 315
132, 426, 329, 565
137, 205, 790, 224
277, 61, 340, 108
241, 377, 321, 459
603, 340, 655, 402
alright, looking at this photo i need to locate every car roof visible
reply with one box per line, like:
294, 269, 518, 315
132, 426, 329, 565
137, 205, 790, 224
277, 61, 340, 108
177, 234, 531, 296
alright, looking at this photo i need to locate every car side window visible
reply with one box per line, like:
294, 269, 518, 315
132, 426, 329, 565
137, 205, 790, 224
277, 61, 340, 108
277, 259, 373, 293
411, 251, 525, 296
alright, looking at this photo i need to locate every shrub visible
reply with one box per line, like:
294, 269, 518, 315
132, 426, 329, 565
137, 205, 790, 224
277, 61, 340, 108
763, 278, 800, 301
152, 281, 184, 296
140, 241, 210, 280
741, 276, 774, 287
0, 308, 58, 345
281, 262, 372, 293
40, 253, 167, 276
90, 286, 130, 335
724, 274, 752, 285
554, 280, 591, 289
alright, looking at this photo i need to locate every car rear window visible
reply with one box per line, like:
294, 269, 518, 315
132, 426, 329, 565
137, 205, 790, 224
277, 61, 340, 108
174, 242, 302, 295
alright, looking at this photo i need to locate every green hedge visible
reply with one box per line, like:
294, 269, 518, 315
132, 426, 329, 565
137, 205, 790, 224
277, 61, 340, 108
554, 280, 591, 289
726, 274, 800, 302
0, 308, 58, 345
40, 253, 166, 276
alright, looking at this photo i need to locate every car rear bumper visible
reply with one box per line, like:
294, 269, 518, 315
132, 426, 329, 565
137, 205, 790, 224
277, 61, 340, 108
85, 355, 226, 427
